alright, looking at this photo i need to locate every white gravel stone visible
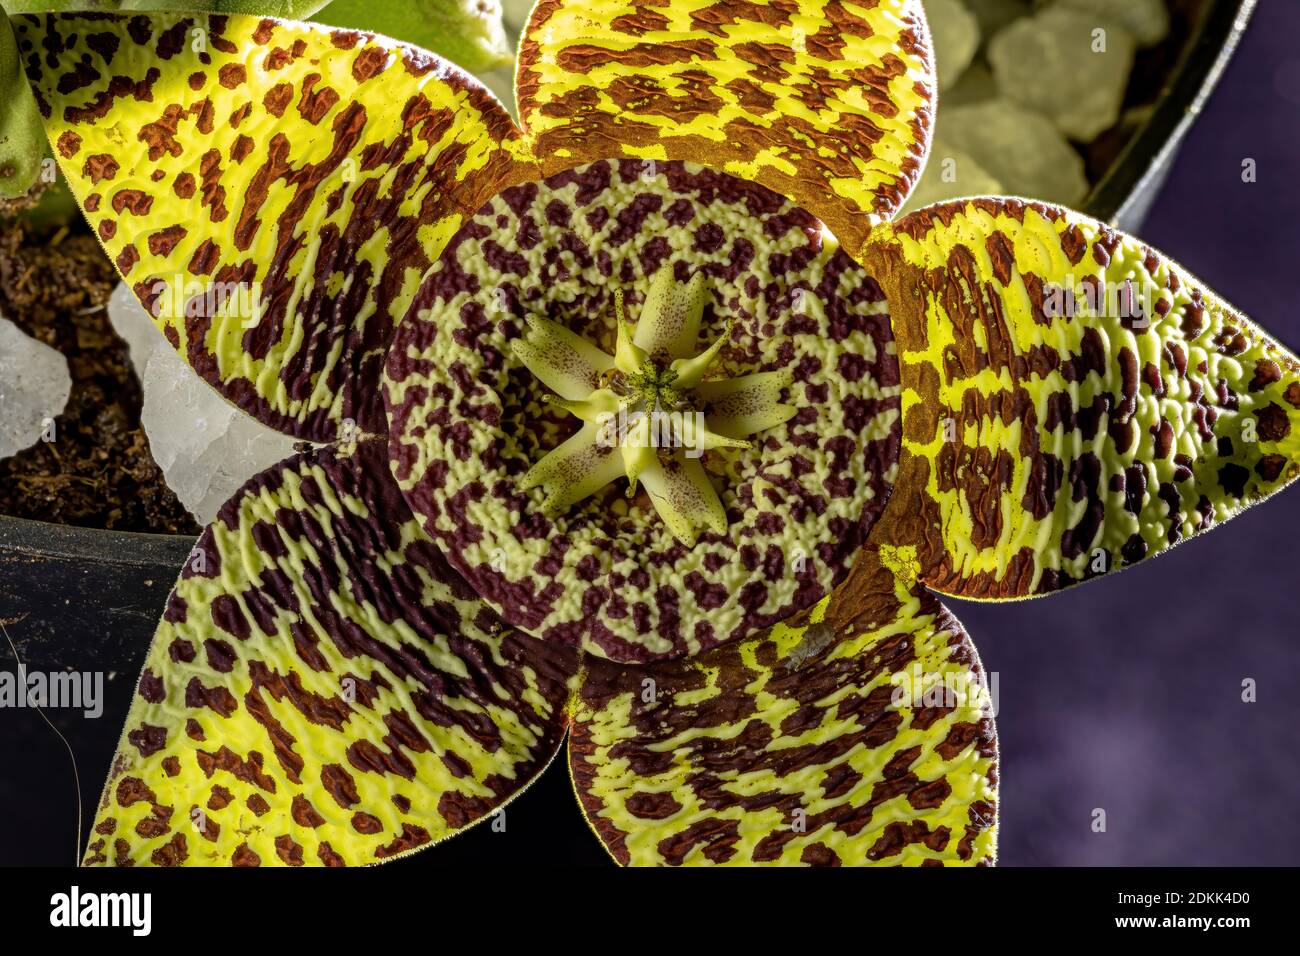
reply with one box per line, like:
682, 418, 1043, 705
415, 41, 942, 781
925, 0, 981, 90
104, 283, 159, 369
905, 139, 1004, 213
107, 283, 298, 526
940, 98, 1089, 205
942, 60, 998, 107
988, 6, 1137, 141
1052, 0, 1170, 48
0, 316, 71, 461
964, 0, 1031, 40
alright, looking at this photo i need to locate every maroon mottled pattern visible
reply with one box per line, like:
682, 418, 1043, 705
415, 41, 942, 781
16, 11, 531, 443
87, 439, 579, 866
386, 160, 901, 661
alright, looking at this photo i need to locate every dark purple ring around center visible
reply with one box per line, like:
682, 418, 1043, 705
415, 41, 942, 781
382, 159, 902, 663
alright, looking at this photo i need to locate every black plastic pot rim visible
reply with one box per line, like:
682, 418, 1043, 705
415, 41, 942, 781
1083, 0, 1258, 223
0, 512, 194, 570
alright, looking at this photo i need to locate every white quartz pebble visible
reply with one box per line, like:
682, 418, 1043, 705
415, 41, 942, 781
1052, 0, 1170, 48
940, 98, 1090, 205
943, 60, 998, 107
107, 283, 298, 526
988, 6, 1138, 141
0, 316, 71, 461
963, 0, 1031, 40
925, 0, 982, 90
903, 139, 1004, 213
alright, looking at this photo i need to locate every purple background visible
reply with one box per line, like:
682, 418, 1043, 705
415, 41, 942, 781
953, 0, 1300, 865
3, 2, 1299, 868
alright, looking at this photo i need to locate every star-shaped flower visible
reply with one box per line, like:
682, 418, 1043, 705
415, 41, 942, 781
16, 1, 1298, 867
511, 265, 797, 544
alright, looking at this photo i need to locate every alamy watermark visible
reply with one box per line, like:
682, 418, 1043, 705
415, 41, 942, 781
50, 886, 151, 936
1041, 274, 1160, 325
0, 665, 103, 718
148, 276, 263, 327
890, 663, 1001, 718
595, 406, 710, 458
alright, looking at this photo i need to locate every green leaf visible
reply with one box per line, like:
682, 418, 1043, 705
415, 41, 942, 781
1, 2, 121, 12
315, 0, 513, 73
0, 10, 45, 199
118, 0, 332, 16
3, 2, 331, 16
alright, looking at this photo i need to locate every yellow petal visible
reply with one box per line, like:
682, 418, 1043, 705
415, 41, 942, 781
620, 412, 657, 495
638, 452, 728, 547
547, 389, 623, 425
520, 422, 624, 513
615, 316, 648, 375
695, 370, 796, 438
672, 411, 752, 454
19, 10, 536, 443
633, 268, 708, 361
512, 316, 615, 400
516, 0, 937, 257
669, 320, 732, 390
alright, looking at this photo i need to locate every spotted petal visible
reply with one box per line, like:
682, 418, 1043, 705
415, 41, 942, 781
513, 315, 616, 400
84, 441, 577, 867
18, 11, 532, 442
859, 198, 1300, 598
520, 421, 625, 513
515, 0, 936, 257
570, 546, 998, 866
696, 369, 797, 438
633, 267, 707, 361
385, 159, 903, 663
636, 451, 728, 548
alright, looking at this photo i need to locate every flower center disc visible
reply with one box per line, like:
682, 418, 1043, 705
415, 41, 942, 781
511, 267, 800, 548
383, 160, 901, 662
